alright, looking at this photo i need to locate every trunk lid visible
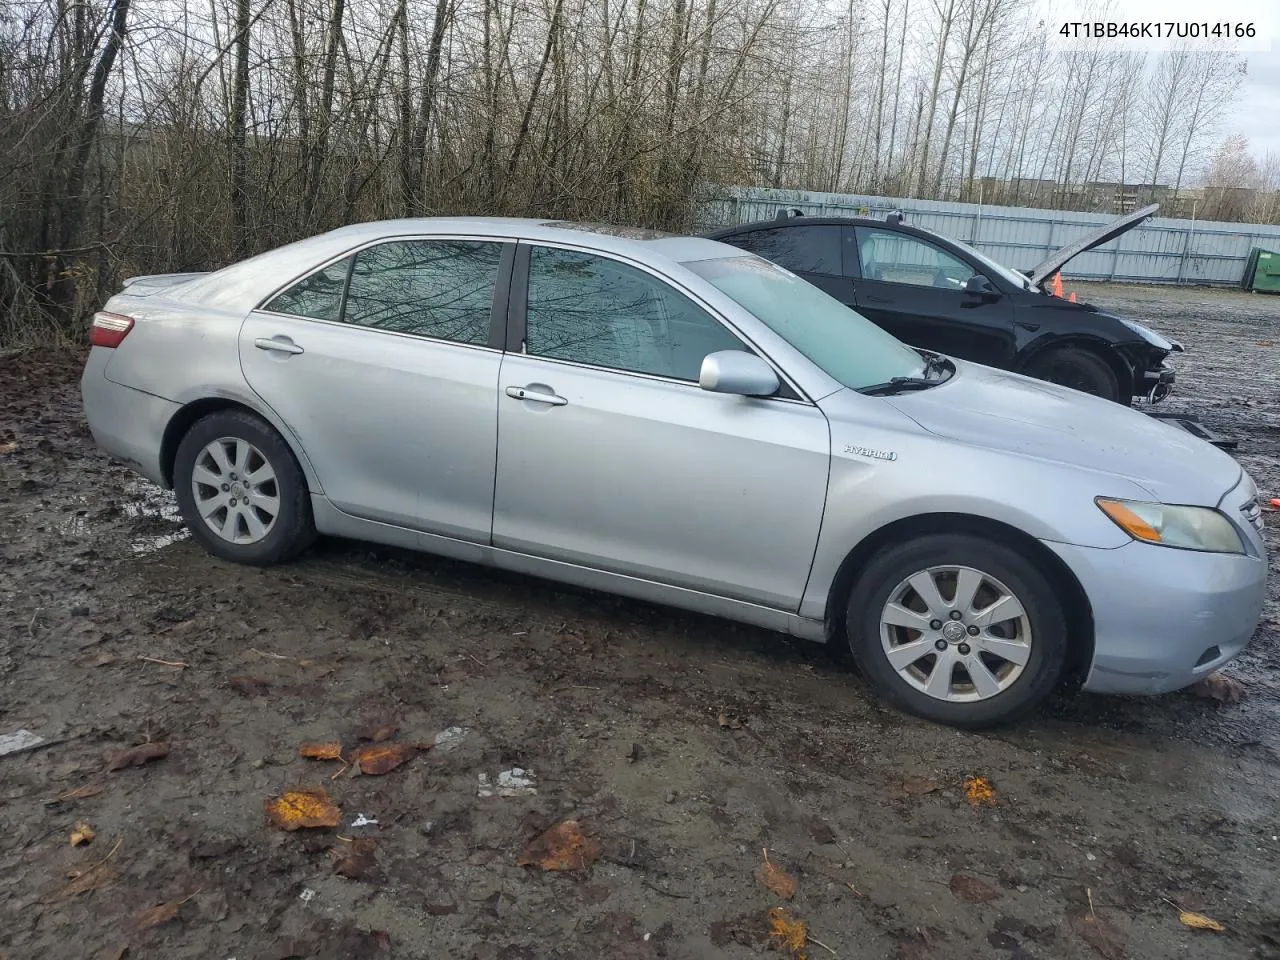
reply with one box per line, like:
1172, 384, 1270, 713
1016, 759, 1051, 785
119, 272, 211, 297
1026, 203, 1159, 287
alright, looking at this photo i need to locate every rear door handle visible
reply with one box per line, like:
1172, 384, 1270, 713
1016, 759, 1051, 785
505, 385, 567, 406
255, 337, 304, 355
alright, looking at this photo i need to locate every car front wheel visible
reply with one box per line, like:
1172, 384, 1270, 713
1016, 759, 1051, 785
173, 409, 316, 565
846, 535, 1068, 728
1024, 346, 1121, 403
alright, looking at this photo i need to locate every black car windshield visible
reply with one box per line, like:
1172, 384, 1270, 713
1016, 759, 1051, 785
685, 255, 928, 390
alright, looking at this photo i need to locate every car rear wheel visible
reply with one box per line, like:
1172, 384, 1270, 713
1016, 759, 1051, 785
173, 410, 316, 565
845, 535, 1068, 728
1024, 346, 1120, 402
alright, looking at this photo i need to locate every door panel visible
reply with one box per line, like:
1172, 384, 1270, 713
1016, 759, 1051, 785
850, 226, 1016, 366
239, 238, 510, 541
491, 243, 831, 611
492, 355, 830, 610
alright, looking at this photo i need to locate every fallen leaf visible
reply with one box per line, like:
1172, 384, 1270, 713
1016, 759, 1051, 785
299, 742, 343, 761
264, 788, 342, 830
767, 907, 808, 959
758, 848, 797, 900
1177, 910, 1225, 932
1185, 673, 1245, 703
517, 820, 602, 872
93, 652, 118, 667
136, 900, 181, 930
0, 441, 16, 454
950, 873, 1000, 903
901, 775, 940, 796
357, 724, 398, 743
717, 712, 744, 730
70, 821, 96, 846
1069, 906, 1125, 959
1258, 340, 1273, 346
350, 742, 427, 775
97, 947, 128, 960
229, 675, 271, 695
331, 838, 379, 881
963, 776, 996, 808
45, 783, 106, 805
106, 742, 169, 771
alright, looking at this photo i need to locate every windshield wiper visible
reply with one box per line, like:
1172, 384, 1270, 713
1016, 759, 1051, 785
858, 376, 939, 396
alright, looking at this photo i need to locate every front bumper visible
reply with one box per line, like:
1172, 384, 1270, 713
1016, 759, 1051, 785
81, 347, 179, 487
1137, 364, 1176, 403
1044, 537, 1266, 695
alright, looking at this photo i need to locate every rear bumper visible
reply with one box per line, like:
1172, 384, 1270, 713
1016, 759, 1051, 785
1044, 538, 1266, 695
81, 347, 179, 487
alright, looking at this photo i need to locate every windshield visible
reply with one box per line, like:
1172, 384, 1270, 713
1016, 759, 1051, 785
934, 231, 1036, 291
685, 255, 928, 390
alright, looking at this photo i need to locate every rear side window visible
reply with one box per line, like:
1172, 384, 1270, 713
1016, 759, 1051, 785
264, 257, 350, 321
719, 225, 842, 276
343, 240, 503, 344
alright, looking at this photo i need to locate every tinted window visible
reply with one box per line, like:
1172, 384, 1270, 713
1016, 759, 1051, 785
855, 228, 976, 289
721, 225, 842, 275
525, 247, 747, 381
265, 257, 351, 320
342, 240, 503, 344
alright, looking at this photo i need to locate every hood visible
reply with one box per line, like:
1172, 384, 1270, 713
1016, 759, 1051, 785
1027, 203, 1159, 287
119, 272, 211, 297
885, 360, 1240, 506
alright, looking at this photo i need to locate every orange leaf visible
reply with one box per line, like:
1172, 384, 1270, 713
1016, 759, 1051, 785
299, 741, 343, 761
264, 788, 342, 830
758, 848, 797, 900
70, 821, 96, 846
350, 742, 426, 775
1178, 909, 1225, 932
516, 820, 602, 872
963, 776, 996, 808
767, 907, 808, 959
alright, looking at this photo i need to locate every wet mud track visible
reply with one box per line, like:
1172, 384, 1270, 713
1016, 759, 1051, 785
2, 283, 1279, 959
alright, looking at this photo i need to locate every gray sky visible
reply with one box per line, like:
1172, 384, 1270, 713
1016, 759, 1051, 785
1230, 53, 1280, 160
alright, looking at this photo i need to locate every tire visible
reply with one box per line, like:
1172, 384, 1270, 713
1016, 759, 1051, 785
1024, 346, 1120, 403
173, 409, 316, 565
845, 534, 1068, 729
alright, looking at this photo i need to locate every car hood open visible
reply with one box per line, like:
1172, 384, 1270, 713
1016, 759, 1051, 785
1026, 203, 1159, 287
885, 360, 1240, 506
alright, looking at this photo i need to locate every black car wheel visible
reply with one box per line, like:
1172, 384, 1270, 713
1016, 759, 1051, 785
173, 410, 317, 565
1024, 346, 1120, 402
845, 535, 1068, 728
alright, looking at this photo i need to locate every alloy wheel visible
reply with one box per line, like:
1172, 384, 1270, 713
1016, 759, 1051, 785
190, 437, 280, 544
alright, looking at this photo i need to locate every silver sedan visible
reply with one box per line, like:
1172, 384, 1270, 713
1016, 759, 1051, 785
81, 217, 1267, 727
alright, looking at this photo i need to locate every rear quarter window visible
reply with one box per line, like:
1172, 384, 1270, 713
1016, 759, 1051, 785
719, 225, 842, 276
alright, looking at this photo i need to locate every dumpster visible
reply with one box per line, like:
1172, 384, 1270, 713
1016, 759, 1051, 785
1242, 247, 1280, 293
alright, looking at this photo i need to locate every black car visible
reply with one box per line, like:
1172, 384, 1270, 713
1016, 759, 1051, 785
705, 204, 1181, 405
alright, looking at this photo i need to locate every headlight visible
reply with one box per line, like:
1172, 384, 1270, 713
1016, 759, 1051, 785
1119, 319, 1173, 351
1096, 498, 1244, 553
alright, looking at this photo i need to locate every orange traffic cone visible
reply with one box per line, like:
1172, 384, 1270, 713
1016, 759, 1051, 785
1068, 291, 1077, 303
1051, 273, 1064, 298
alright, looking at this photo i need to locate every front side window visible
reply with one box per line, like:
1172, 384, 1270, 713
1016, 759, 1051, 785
524, 246, 747, 381
264, 257, 351, 321
720, 225, 842, 276
685, 255, 925, 390
343, 240, 503, 344
856, 228, 976, 290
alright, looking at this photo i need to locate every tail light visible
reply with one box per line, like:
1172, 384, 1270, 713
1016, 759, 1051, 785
90, 311, 135, 348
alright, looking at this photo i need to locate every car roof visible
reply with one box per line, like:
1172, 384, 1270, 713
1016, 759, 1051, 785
708, 215, 911, 234
175, 217, 741, 312
310, 216, 733, 265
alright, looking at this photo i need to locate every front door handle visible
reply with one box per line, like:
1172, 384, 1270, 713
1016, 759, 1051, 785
505, 385, 567, 406
255, 336, 305, 355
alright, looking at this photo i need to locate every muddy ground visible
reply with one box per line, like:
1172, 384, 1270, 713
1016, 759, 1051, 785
2, 282, 1279, 960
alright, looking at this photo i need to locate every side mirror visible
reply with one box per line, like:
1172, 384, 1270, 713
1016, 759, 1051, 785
699, 350, 780, 397
964, 275, 999, 298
